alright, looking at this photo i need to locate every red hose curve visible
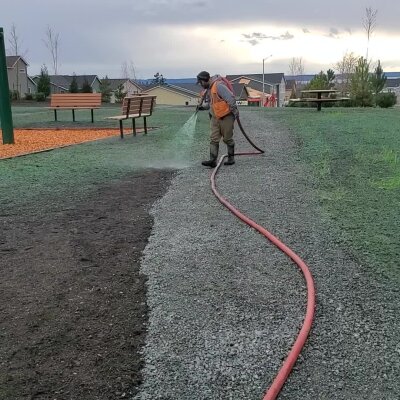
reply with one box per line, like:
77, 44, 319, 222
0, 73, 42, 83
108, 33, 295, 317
210, 129, 315, 399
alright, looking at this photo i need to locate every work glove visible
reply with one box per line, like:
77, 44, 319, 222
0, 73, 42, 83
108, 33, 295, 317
197, 105, 206, 111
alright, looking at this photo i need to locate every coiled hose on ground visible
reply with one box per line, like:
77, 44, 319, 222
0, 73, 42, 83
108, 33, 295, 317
210, 117, 316, 400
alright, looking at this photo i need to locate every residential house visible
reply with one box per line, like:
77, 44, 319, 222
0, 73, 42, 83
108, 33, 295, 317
142, 83, 201, 106
226, 73, 286, 107
107, 79, 143, 103
6, 55, 30, 97
27, 77, 37, 95
31, 75, 101, 95
383, 78, 400, 101
285, 79, 297, 102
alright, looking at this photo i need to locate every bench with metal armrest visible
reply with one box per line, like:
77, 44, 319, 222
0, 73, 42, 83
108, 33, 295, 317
106, 95, 157, 138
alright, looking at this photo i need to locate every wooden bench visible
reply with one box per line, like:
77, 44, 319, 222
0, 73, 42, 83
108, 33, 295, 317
49, 93, 102, 122
106, 95, 156, 138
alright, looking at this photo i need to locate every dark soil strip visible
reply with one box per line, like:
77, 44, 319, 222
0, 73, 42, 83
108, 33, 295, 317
0, 170, 173, 400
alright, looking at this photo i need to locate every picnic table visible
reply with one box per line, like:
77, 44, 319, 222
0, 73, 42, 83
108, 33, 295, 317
290, 89, 350, 111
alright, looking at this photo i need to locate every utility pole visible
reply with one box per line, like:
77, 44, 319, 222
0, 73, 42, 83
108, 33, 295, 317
0, 27, 14, 144
262, 54, 272, 107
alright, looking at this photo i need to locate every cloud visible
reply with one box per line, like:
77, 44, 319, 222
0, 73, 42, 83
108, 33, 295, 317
303, 28, 310, 33
280, 31, 294, 40
242, 31, 294, 43
248, 39, 259, 46
325, 27, 341, 39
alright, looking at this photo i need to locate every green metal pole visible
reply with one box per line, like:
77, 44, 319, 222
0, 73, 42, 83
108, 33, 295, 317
0, 27, 14, 144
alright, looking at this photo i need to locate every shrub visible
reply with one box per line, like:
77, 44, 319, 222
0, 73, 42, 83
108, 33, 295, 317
35, 92, 46, 102
25, 93, 34, 100
376, 92, 397, 108
9, 90, 20, 101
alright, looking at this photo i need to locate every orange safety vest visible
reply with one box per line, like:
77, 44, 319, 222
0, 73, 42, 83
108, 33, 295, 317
211, 82, 231, 119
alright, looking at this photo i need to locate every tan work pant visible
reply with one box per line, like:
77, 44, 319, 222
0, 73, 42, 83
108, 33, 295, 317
210, 115, 235, 146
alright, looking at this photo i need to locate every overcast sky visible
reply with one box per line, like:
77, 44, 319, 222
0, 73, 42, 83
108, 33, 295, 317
2, 0, 399, 79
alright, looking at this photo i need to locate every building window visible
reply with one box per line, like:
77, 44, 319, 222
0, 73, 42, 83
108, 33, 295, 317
19, 69, 26, 73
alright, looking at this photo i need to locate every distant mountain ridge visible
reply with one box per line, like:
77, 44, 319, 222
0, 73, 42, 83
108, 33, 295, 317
137, 78, 197, 85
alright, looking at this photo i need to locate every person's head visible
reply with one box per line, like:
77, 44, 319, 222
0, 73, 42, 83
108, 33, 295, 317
197, 71, 211, 89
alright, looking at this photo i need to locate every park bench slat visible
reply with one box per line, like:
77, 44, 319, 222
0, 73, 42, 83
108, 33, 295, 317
48, 93, 102, 122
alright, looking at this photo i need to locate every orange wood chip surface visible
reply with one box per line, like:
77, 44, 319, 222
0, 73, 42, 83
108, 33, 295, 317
0, 129, 137, 159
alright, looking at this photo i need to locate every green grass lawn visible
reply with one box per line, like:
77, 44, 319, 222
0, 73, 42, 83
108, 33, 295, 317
266, 107, 400, 282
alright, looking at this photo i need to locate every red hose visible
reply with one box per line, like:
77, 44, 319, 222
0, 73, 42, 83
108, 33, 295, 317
210, 128, 315, 399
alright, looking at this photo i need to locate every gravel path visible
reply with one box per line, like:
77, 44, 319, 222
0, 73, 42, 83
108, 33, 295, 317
135, 110, 400, 399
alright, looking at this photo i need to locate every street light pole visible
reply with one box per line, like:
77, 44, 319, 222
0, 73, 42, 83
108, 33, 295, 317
262, 54, 272, 107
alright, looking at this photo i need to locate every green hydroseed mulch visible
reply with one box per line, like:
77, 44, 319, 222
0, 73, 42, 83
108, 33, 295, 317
266, 107, 400, 282
1, 106, 209, 214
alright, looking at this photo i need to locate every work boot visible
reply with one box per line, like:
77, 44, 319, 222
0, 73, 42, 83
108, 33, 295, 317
202, 143, 219, 168
224, 144, 235, 165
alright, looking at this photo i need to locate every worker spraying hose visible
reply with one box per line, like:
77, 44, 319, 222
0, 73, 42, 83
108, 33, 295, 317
196, 71, 264, 167
196, 71, 240, 167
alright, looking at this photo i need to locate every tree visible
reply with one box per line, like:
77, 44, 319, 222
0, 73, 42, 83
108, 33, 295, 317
363, 7, 377, 60
8, 23, 28, 99
80, 77, 93, 93
288, 57, 304, 77
8, 23, 27, 56
100, 75, 112, 103
69, 74, 79, 93
36, 65, 51, 99
370, 60, 387, 99
326, 69, 336, 89
350, 57, 373, 107
115, 83, 127, 103
152, 72, 165, 85
306, 69, 335, 90
288, 57, 305, 97
121, 60, 137, 80
44, 26, 60, 74
336, 52, 358, 94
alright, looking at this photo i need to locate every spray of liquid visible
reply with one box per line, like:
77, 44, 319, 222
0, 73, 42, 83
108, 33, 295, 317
177, 112, 198, 138
156, 112, 199, 168
108, 112, 201, 170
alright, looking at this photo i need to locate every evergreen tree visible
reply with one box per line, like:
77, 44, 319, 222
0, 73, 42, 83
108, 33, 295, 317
350, 57, 373, 107
115, 83, 127, 103
37, 65, 51, 98
80, 77, 93, 93
370, 60, 387, 98
306, 70, 335, 90
100, 75, 112, 103
69, 74, 79, 93
152, 72, 166, 85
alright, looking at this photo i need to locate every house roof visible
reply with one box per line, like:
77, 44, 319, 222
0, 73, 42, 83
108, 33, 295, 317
6, 55, 29, 68
386, 78, 400, 88
27, 76, 37, 86
31, 75, 100, 90
107, 78, 142, 90
227, 73, 285, 85
171, 83, 202, 95
142, 83, 200, 98
231, 83, 248, 99
285, 79, 296, 90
